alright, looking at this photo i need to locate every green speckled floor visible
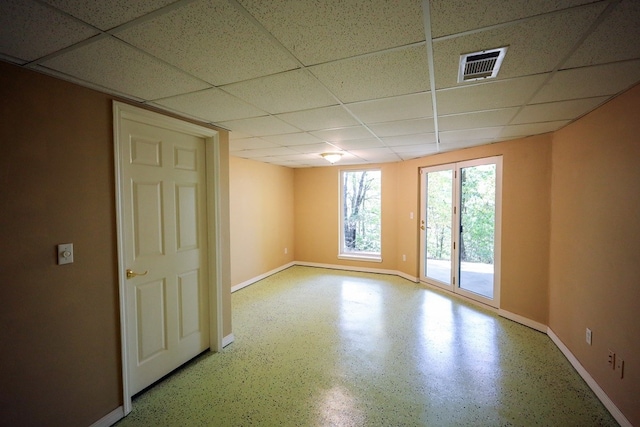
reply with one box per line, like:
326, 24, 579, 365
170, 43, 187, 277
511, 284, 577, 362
115, 266, 618, 426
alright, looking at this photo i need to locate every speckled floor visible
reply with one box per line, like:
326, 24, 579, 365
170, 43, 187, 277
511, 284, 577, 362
115, 266, 618, 426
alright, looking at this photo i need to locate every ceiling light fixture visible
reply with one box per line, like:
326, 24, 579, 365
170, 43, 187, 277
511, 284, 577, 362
321, 152, 343, 164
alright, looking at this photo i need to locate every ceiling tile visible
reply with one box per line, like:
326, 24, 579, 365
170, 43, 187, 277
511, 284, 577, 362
511, 97, 609, 124
117, 0, 299, 86
369, 118, 435, 137
500, 120, 571, 138
564, 0, 640, 68
331, 138, 386, 150
229, 138, 279, 151
346, 92, 433, 124
229, 130, 253, 140
262, 133, 323, 146
237, 0, 425, 65
234, 146, 300, 158
348, 147, 402, 163
392, 144, 439, 158
310, 126, 374, 142
531, 60, 640, 103
276, 106, 359, 131
223, 69, 337, 114
440, 139, 501, 151
289, 143, 340, 154
439, 127, 502, 143
430, 0, 596, 38
219, 116, 300, 136
0, 0, 98, 61
436, 74, 548, 115
41, 0, 176, 30
432, 3, 605, 89
382, 133, 437, 146
39, 37, 209, 100
310, 46, 430, 103
154, 88, 267, 122
439, 108, 519, 131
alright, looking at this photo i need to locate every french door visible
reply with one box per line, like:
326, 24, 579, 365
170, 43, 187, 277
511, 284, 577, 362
419, 157, 502, 307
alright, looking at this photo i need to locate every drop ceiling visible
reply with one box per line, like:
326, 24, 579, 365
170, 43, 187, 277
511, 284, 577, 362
2, 0, 639, 167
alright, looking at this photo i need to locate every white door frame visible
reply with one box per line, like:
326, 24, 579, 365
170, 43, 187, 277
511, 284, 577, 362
419, 156, 502, 309
112, 101, 224, 414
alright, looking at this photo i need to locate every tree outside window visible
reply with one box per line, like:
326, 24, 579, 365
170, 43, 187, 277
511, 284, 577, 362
340, 169, 381, 259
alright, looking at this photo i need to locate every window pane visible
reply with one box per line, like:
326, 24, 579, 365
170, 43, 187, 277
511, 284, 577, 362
341, 170, 381, 256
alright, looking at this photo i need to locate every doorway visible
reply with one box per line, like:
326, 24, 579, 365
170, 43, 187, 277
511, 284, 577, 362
419, 156, 502, 307
113, 102, 224, 414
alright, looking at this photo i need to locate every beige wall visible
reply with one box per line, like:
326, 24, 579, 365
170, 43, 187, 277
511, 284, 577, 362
229, 157, 295, 286
294, 163, 399, 270
549, 84, 640, 426
0, 62, 232, 426
292, 138, 552, 325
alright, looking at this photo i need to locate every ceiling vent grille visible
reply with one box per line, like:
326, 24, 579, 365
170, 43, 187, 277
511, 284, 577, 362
458, 47, 508, 83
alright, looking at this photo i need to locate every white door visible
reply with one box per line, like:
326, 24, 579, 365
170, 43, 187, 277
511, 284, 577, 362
119, 116, 209, 395
419, 157, 502, 308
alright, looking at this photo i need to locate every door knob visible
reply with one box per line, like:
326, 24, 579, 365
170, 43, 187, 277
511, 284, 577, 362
420, 225, 425, 230
126, 269, 148, 279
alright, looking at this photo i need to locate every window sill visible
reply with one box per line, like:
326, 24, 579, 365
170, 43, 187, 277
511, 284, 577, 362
338, 254, 382, 263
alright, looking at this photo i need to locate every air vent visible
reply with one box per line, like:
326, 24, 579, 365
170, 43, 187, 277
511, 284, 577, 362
458, 47, 508, 83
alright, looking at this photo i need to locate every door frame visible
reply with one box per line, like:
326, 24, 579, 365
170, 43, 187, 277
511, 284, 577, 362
419, 156, 502, 309
112, 101, 224, 414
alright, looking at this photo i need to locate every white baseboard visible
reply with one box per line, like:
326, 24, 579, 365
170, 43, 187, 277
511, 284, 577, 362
222, 333, 235, 348
228, 262, 631, 426
547, 328, 631, 427
294, 260, 417, 280
499, 309, 547, 333
88, 406, 123, 427
231, 262, 295, 293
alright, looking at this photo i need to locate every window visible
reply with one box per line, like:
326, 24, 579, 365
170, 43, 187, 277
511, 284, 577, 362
339, 169, 382, 261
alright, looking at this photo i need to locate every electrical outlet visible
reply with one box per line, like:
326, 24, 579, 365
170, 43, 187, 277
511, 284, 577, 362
608, 350, 615, 369
284, 248, 288, 255
616, 357, 624, 379
402, 254, 406, 262
586, 328, 592, 345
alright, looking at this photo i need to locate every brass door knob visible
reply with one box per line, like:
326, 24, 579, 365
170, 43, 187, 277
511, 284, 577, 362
126, 269, 148, 279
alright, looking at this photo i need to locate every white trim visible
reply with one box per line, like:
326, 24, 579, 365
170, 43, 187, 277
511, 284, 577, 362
295, 261, 402, 277
547, 329, 632, 427
112, 101, 223, 415
231, 262, 295, 293
226, 263, 630, 425
420, 279, 499, 314
88, 406, 123, 427
222, 333, 235, 348
499, 309, 547, 333
396, 270, 420, 283
337, 254, 382, 263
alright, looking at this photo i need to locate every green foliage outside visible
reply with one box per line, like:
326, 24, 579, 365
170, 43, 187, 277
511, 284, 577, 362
426, 165, 495, 264
460, 165, 495, 264
426, 170, 453, 260
342, 170, 381, 253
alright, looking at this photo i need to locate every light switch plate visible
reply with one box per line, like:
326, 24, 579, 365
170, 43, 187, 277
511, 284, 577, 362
57, 243, 74, 265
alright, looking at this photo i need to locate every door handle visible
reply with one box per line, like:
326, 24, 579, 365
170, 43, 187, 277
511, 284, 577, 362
126, 269, 148, 279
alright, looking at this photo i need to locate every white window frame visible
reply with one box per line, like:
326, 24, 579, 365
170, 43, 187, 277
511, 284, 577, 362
338, 168, 382, 262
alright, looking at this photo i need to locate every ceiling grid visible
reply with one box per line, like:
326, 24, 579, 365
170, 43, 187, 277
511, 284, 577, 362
1, 0, 639, 167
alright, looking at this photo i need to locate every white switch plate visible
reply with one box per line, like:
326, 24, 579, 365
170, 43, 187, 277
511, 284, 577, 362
58, 243, 74, 265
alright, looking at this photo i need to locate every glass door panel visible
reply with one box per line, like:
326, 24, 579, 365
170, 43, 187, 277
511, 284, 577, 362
425, 170, 453, 284
420, 167, 454, 286
420, 157, 502, 308
458, 164, 496, 299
